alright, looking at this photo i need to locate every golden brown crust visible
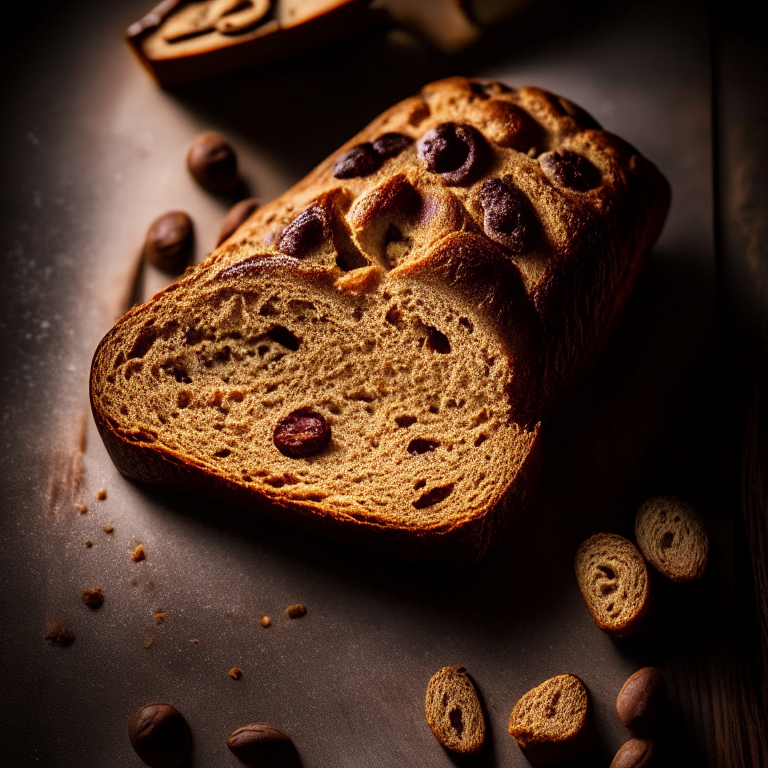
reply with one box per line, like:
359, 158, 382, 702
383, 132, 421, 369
90, 77, 669, 563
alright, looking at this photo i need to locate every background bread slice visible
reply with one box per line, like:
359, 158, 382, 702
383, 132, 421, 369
508, 673, 588, 765
635, 496, 708, 582
425, 666, 485, 754
574, 533, 649, 637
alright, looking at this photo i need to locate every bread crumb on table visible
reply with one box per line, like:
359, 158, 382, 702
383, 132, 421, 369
132, 544, 146, 562
102, 524, 114, 534
84, 539, 93, 548
76, 503, 88, 514
45, 619, 76, 646
189, 638, 199, 644
96, 488, 107, 501
260, 616, 271, 627
154, 609, 166, 624
144, 633, 153, 649
81, 588, 104, 609
228, 667, 243, 680
285, 604, 306, 618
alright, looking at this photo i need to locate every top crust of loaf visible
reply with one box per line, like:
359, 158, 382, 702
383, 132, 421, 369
574, 533, 649, 637
508, 674, 588, 766
635, 496, 708, 582
91, 77, 670, 563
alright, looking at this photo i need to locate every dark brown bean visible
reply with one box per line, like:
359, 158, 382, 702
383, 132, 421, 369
479, 178, 536, 254
278, 203, 327, 257
187, 132, 238, 192
333, 143, 382, 179
143, 211, 193, 275
539, 149, 600, 191
227, 724, 300, 767
418, 122, 487, 186
128, 703, 190, 768
273, 409, 330, 458
610, 738, 657, 768
372, 132, 413, 158
217, 198, 259, 245
616, 667, 666, 733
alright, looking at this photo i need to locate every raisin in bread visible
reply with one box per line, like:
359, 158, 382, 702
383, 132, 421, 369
90, 77, 670, 563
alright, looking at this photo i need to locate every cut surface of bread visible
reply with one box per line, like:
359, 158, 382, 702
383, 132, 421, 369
508, 673, 588, 766
635, 496, 708, 582
425, 666, 485, 754
91, 77, 670, 562
574, 533, 649, 637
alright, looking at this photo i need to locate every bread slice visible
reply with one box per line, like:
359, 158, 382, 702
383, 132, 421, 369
91, 77, 669, 563
425, 666, 485, 754
508, 673, 589, 765
635, 496, 708, 582
574, 533, 649, 637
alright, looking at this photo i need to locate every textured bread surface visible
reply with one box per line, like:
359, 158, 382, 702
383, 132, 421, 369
91, 77, 670, 563
425, 666, 485, 754
508, 673, 588, 765
635, 496, 708, 582
574, 533, 650, 637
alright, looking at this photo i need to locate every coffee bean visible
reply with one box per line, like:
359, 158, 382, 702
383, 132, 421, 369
128, 703, 190, 768
333, 143, 382, 179
187, 132, 238, 192
418, 122, 487, 186
278, 203, 327, 257
217, 198, 259, 245
273, 409, 330, 458
227, 724, 300, 768
539, 149, 600, 191
616, 667, 666, 733
610, 738, 657, 768
479, 178, 536, 254
144, 212, 194, 275
372, 132, 413, 159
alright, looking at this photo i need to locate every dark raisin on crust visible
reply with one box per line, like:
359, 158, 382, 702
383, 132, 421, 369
333, 143, 382, 178
278, 203, 327, 257
273, 409, 331, 458
418, 122, 488, 186
539, 150, 601, 191
479, 178, 537, 255
372, 132, 413, 158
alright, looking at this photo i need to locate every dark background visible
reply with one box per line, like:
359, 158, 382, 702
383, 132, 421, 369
0, 1, 765, 765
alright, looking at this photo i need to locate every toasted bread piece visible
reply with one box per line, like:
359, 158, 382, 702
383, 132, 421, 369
575, 533, 650, 637
508, 673, 589, 765
91, 77, 669, 563
635, 496, 708, 582
610, 738, 658, 768
425, 666, 485, 754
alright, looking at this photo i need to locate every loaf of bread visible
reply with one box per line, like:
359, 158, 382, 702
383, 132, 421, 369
508, 673, 589, 765
90, 77, 670, 563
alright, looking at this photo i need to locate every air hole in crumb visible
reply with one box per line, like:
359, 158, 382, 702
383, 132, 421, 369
607, 602, 615, 613
214, 449, 231, 458
428, 405, 439, 414
414, 479, 426, 490
407, 438, 439, 455
258, 345, 269, 356
413, 483, 454, 509
259, 300, 279, 316
352, 305, 364, 321
459, 317, 473, 332
474, 434, 487, 447
426, 327, 451, 354
120, 405, 128, 415
674, 515, 680, 522
601, 583, 617, 595
597, 565, 615, 579
662, 531, 674, 548
264, 477, 285, 488
449, 707, 464, 736
385, 306, 404, 328
329, 404, 341, 414
395, 415, 417, 428
267, 325, 300, 351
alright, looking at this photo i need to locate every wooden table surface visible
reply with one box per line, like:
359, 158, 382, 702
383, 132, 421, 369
0, 1, 765, 766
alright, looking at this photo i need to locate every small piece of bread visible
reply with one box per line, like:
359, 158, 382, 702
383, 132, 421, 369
635, 496, 708, 582
508, 673, 588, 766
425, 666, 485, 754
610, 737, 657, 768
575, 533, 649, 637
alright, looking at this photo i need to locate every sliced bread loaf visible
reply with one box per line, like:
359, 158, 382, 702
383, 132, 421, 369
424, 666, 485, 754
575, 533, 650, 637
635, 496, 708, 582
508, 673, 589, 765
91, 77, 669, 562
